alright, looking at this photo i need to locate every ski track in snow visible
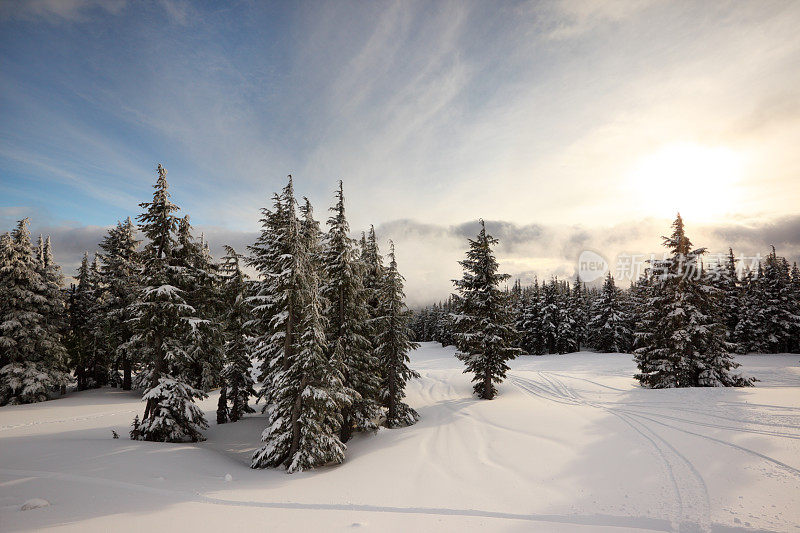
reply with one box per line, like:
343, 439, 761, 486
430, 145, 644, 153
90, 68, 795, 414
510, 369, 800, 531
0, 409, 138, 432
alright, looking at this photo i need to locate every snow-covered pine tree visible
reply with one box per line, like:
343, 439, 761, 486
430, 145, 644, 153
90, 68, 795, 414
130, 164, 208, 442
696, 264, 756, 386
790, 262, 800, 353
173, 216, 224, 391
518, 279, 545, 355
634, 214, 752, 388
321, 181, 381, 442
35, 235, 69, 392
97, 217, 142, 390
556, 282, 578, 354
359, 225, 387, 392
570, 275, 588, 351
716, 248, 742, 344
375, 241, 420, 427
588, 273, 631, 353
218, 245, 255, 423
452, 220, 521, 399
760, 248, 797, 353
629, 274, 652, 352
733, 265, 765, 354
0, 219, 69, 404
66, 252, 97, 390
249, 176, 350, 471
247, 188, 289, 407
540, 278, 560, 354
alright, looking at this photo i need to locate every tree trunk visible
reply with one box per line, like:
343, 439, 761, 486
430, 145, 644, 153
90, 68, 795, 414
288, 375, 309, 463
230, 384, 240, 422
387, 365, 397, 427
144, 336, 164, 422
483, 367, 492, 400
340, 407, 353, 443
122, 356, 132, 390
216, 386, 228, 424
284, 299, 293, 371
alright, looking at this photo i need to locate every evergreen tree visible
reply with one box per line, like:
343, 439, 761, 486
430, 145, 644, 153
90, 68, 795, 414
556, 283, 578, 354
0, 220, 69, 405
250, 176, 350, 472
97, 217, 142, 390
540, 278, 560, 354
733, 266, 765, 354
129, 164, 208, 442
218, 245, 255, 423
66, 253, 97, 390
634, 214, 752, 388
375, 242, 420, 427
452, 220, 521, 399
570, 275, 588, 351
519, 279, 545, 355
321, 181, 380, 442
717, 248, 741, 343
760, 248, 797, 353
790, 263, 800, 353
247, 187, 291, 407
588, 273, 631, 353
173, 216, 224, 391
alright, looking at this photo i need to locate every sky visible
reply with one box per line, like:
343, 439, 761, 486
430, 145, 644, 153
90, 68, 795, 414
1, 0, 799, 305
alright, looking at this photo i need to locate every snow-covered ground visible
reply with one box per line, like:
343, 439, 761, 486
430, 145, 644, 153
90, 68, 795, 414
1, 343, 799, 532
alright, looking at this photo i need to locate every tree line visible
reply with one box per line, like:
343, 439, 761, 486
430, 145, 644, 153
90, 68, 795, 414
419, 215, 799, 393
0, 166, 418, 473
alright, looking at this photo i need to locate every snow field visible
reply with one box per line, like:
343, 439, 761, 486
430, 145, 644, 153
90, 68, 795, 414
1, 343, 799, 532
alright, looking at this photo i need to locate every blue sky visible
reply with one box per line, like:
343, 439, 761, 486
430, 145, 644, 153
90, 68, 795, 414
2, 0, 800, 304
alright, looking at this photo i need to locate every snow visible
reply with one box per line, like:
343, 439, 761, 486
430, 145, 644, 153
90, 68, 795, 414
20, 498, 50, 511
1, 343, 799, 531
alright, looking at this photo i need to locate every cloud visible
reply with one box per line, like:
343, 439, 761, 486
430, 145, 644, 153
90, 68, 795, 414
543, 0, 657, 40
0, 0, 126, 22
4, 212, 798, 308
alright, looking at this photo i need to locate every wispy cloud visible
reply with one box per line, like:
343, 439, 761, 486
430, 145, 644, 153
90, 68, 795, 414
0, 0, 126, 22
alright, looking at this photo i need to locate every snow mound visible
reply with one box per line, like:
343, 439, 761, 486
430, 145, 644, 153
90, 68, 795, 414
20, 498, 50, 511
224, 473, 233, 482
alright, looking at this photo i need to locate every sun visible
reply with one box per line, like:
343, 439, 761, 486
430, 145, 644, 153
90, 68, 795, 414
627, 143, 745, 222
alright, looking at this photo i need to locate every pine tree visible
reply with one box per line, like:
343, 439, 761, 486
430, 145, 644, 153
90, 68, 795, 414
717, 248, 741, 343
97, 217, 142, 390
695, 265, 755, 386
321, 181, 380, 442
570, 275, 588, 351
66, 253, 96, 390
734, 266, 765, 354
634, 214, 752, 388
556, 283, 578, 354
519, 279, 545, 355
249, 176, 350, 471
218, 245, 255, 423
129, 164, 208, 442
247, 187, 292, 407
760, 248, 797, 353
375, 242, 420, 427
790, 263, 800, 353
0, 220, 69, 405
588, 273, 631, 353
540, 278, 560, 354
452, 220, 521, 399
173, 216, 224, 391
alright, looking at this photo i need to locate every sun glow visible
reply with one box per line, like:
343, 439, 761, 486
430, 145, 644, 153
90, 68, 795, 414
628, 143, 745, 222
